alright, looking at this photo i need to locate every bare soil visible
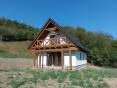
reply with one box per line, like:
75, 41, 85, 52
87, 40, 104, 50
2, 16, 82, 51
0, 58, 32, 70
0, 58, 117, 88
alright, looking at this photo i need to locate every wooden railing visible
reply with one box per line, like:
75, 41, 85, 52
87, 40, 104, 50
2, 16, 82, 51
34, 37, 74, 48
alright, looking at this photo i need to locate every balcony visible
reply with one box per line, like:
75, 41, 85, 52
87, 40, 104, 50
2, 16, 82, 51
33, 37, 75, 49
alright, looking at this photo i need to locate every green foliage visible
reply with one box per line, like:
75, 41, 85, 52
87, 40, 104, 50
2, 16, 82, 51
9, 78, 26, 88
3, 68, 117, 88
25, 68, 117, 87
0, 17, 38, 41
64, 27, 117, 67
0, 17, 117, 67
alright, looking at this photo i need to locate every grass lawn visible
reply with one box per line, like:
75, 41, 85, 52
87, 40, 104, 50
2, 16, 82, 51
0, 67, 117, 88
0, 41, 33, 58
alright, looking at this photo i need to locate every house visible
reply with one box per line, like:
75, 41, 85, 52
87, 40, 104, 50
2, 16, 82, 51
28, 18, 88, 70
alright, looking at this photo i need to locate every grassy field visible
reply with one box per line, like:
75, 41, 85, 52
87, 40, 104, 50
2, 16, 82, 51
0, 67, 117, 88
0, 41, 33, 58
0, 58, 117, 88
0, 42, 117, 88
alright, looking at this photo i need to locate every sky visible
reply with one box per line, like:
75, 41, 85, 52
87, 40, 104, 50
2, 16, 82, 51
0, 0, 117, 38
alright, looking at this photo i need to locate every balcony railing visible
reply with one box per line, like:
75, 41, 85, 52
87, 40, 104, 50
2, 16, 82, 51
33, 37, 74, 48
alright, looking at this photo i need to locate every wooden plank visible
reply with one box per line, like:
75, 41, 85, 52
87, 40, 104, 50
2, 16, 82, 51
55, 53, 58, 66
38, 53, 40, 68
33, 54, 36, 67
61, 51, 64, 69
42, 53, 44, 68
32, 47, 78, 52
33, 44, 75, 49
36, 54, 38, 68
69, 50, 72, 70
39, 53, 41, 68
45, 27, 57, 32
33, 51, 37, 68
32, 37, 75, 49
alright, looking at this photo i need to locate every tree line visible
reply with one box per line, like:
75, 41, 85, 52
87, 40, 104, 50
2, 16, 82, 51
0, 18, 117, 67
0, 18, 38, 41
64, 26, 117, 68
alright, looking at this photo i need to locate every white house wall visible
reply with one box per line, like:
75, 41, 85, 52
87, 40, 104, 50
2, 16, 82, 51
64, 51, 87, 67
43, 54, 47, 66
38, 53, 47, 67
37, 51, 87, 67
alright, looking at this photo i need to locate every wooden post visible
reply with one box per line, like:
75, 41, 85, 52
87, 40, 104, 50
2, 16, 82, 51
56, 54, 59, 66
69, 50, 72, 70
56, 53, 59, 66
39, 53, 41, 68
42, 53, 44, 68
33, 54, 36, 67
55, 53, 57, 66
36, 54, 38, 68
33, 51, 36, 68
38, 53, 40, 68
61, 51, 64, 69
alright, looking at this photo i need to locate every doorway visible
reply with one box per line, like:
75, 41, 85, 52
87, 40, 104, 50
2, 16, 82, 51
47, 52, 61, 66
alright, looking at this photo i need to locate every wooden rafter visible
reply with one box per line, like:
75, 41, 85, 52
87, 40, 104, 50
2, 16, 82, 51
32, 47, 78, 52
45, 27, 57, 32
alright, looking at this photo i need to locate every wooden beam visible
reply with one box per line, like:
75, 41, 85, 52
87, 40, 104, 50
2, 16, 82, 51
42, 53, 44, 68
33, 54, 36, 67
69, 50, 72, 70
31, 47, 78, 52
32, 37, 75, 49
31, 43, 75, 50
37, 54, 39, 68
36, 54, 38, 68
61, 50, 64, 69
45, 27, 57, 32
39, 53, 41, 68
55, 53, 58, 66
33, 51, 37, 68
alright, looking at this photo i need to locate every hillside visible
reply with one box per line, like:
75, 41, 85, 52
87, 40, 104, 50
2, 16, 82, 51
0, 41, 33, 58
0, 17, 38, 41
0, 17, 117, 68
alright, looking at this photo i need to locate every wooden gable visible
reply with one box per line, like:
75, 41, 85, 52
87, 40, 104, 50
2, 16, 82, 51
28, 18, 88, 53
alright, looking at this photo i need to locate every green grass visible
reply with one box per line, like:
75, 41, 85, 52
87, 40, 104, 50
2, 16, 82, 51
9, 78, 26, 88
0, 41, 33, 58
5, 68, 117, 88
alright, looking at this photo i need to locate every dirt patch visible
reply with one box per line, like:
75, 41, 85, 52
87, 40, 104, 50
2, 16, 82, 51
0, 58, 32, 70
104, 78, 117, 88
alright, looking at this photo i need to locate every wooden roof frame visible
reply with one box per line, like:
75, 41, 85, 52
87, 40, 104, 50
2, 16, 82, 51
28, 18, 88, 53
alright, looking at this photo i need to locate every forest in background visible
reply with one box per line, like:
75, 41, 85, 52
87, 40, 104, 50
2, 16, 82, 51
0, 18, 38, 41
0, 17, 117, 67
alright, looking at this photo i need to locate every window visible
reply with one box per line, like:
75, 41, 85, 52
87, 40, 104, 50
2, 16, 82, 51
80, 52, 82, 60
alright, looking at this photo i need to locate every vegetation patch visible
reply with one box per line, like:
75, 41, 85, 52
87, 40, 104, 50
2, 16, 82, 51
0, 67, 116, 88
0, 41, 33, 58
